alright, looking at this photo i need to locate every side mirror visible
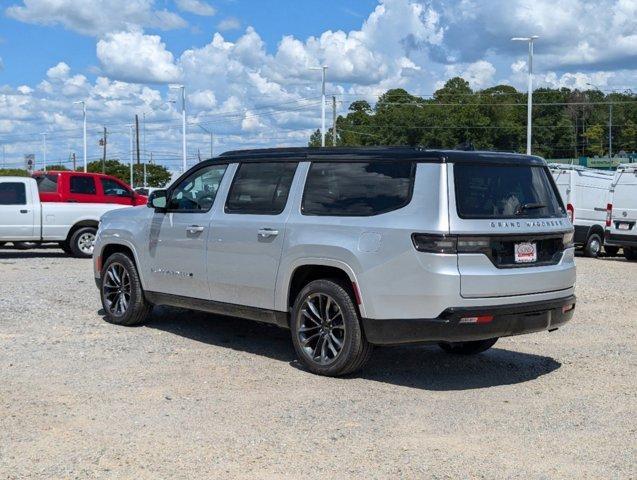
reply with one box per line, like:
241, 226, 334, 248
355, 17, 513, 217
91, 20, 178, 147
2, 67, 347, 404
148, 189, 168, 211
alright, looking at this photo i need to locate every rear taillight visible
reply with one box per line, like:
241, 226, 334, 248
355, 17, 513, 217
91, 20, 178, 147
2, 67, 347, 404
411, 234, 457, 253
411, 234, 490, 254
566, 203, 574, 224
606, 203, 613, 227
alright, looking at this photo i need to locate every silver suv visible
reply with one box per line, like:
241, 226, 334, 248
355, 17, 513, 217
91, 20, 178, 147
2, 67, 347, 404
93, 147, 576, 376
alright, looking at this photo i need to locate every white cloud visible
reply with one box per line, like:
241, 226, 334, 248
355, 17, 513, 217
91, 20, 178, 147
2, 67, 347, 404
175, 0, 216, 16
217, 17, 241, 31
1, 0, 636, 170
430, 0, 637, 72
46, 62, 70, 79
5, 0, 187, 36
443, 60, 496, 89
96, 30, 182, 84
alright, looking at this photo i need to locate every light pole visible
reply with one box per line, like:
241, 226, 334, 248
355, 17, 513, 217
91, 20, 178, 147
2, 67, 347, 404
512, 36, 538, 155
170, 84, 187, 172
127, 124, 134, 187
196, 124, 213, 159
587, 82, 613, 159
310, 66, 328, 147
73, 100, 87, 172
41, 133, 47, 172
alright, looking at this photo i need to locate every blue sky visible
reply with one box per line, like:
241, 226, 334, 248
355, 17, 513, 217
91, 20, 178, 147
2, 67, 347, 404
0, 0, 379, 86
0, 0, 635, 170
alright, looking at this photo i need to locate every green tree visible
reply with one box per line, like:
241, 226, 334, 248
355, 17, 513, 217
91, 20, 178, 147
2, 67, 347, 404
82, 159, 172, 188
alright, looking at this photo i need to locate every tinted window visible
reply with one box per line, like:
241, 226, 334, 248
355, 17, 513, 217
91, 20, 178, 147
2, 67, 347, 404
169, 164, 227, 212
101, 178, 130, 197
454, 164, 564, 219
0, 182, 27, 205
35, 174, 58, 193
70, 176, 96, 195
225, 162, 297, 215
302, 162, 414, 216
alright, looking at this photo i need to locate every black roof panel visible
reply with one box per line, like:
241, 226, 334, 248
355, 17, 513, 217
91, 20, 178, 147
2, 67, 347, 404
214, 146, 546, 166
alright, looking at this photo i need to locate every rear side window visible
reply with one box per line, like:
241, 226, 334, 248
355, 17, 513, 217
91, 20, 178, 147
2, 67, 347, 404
302, 161, 414, 216
0, 182, 26, 205
70, 176, 96, 195
35, 174, 58, 193
454, 164, 564, 219
225, 162, 297, 215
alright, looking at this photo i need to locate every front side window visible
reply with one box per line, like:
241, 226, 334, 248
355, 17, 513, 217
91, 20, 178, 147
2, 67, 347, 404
70, 176, 96, 195
225, 162, 297, 215
169, 164, 228, 212
454, 164, 564, 219
101, 178, 130, 197
302, 161, 414, 216
0, 182, 26, 205
35, 174, 58, 193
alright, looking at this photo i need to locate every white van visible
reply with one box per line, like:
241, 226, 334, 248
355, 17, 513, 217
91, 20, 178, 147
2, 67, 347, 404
550, 164, 615, 257
605, 164, 637, 261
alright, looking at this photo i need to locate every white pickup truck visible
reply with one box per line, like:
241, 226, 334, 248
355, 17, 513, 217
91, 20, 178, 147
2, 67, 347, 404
0, 176, 129, 257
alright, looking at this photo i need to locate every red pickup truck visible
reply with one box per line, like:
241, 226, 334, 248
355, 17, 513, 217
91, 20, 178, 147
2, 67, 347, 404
32, 171, 147, 206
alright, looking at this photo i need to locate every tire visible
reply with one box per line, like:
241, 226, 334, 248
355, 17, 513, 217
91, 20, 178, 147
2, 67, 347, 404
604, 246, 619, 257
69, 227, 97, 258
438, 338, 498, 355
625, 247, 637, 262
100, 252, 151, 326
290, 279, 373, 377
583, 233, 602, 258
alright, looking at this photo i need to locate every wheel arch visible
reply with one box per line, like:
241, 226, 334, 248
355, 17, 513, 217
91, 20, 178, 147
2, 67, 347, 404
279, 259, 367, 318
97, 240, 146, 289
65, 219, 100, 244
587, 224, 605, 242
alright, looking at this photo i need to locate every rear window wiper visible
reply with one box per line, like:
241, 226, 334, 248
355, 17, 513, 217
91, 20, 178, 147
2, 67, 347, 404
515, 203, 547, 215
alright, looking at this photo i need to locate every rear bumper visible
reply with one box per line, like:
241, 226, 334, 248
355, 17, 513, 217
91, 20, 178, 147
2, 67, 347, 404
604, 232, 637, 248
362, 295, 576, 345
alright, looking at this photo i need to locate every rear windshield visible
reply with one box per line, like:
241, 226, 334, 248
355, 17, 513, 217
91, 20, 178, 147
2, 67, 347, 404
454, 164, 564, 219
34, 174, 58, 193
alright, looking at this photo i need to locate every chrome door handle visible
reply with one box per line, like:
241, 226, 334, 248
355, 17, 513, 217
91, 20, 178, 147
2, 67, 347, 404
186, 225, 205, 233
258, 228, 279, 238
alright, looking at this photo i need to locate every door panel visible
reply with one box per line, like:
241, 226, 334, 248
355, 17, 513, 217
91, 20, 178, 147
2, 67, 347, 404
145, 211, 211, 298
0, 182, 35, 240
207, 161, 300, 310
145, 164, 228, 299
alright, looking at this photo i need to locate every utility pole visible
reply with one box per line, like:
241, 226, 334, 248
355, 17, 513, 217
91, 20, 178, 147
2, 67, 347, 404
310, 66, 328, 147
72, 152, 76, 170
135, 114, 141, 165
41, 133, 47, 172
512, 36, 538, 155
142, 112, 146, 163
143, 163, 147, 187
128, 124, 134, 188
332, 96, 337, 147
101, 126, 107, 173
2, 144, 5, 169
196, 124, 213, 159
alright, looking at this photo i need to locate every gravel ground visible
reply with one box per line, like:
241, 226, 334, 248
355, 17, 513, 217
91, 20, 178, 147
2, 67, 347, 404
0, 247, 635, 479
